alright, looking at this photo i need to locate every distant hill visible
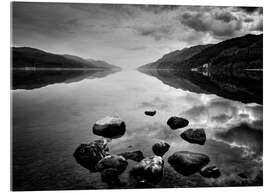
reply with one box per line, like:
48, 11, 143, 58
12, 47, 121, 69
86, 58, 120, 69
139, 34, 262, 71
139, 44, 212, 69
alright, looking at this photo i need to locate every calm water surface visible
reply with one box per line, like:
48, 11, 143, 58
12, 69, 263, 190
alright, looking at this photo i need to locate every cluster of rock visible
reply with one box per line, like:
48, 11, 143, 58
73, 114, 221, 186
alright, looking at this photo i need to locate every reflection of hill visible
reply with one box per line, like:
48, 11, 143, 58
139, 69, 262, 104
12, 69, 120, 90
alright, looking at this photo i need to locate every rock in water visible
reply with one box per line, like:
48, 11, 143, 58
73, 139, 109, 171
118, 151, 145, 162
200, 166, 221, 178
167, 116, 189, 130
130, 156, 164, 184
180, 128, 206, 145
168, 151, 210, 176
145, 110, 156, 116
152, 141, 170, 156
93, 116, 126, 138
95, 155, 128, 175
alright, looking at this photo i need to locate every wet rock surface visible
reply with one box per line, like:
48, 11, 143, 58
168, 151, 210, 176
145, 110, 156, 116
92, 116, 126, 138
181, 128, 206, 145
130, 156, 164, 184
73, 139, 109, 171
200, 166, 221, 178
95, 155, 128, 175
152, 141, 170, 156
118, 150, 145, 162
167, 116, 189, 130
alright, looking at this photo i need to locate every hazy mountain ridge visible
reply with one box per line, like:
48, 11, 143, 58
12, 47, 121, 69
140, 44, 213, 69
139, 34, 262, 70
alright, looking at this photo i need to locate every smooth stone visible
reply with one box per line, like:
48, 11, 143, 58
152, 141, 170, 156
95, 155, 128, 175
167, 116, 189, 130
200, 166, 221, 178
181, 128, 206, 145
130, 156, 164, 184
73, 139, 109, 171
92, 116, 126, 138
145, 110, 156, 116
118, 150, 145, 162
168, 151, 210, 176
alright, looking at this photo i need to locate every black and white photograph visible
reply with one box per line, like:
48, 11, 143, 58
11, 1, 263, 191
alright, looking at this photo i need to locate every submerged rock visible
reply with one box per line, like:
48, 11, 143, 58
130, 156, 164, 184
145, 110, 156, 116
96, 155, 128, 175
118, 150, 145, 162
181, 128, 206, 145
167, 116, 189, 130
100, 168, 121, 185
152, 141, 170, 156
200, 166, 221, 178
73, 139, 109, 171
168, 151, 210, 176
92, 116, 126, 138
95, 155, 128, 185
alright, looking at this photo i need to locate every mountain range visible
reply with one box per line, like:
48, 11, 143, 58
12, 47, 121, 70
139, 34, 262, 71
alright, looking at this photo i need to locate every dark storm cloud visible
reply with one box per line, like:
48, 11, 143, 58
239, 7, 263, 14
179, 11, 243, 38
214, 11, 236, 23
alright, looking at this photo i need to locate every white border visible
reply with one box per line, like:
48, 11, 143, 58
1, 0, 269, 193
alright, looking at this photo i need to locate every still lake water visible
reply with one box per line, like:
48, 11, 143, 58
12, 69, 262, 190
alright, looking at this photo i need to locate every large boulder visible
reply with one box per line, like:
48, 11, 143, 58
92, 116, 126, 138
180, 128, 206, 145
73, 139, 109, 171
145, 110, 156, 116
200, 166, 221, 178
118, 150, 145, 162
95, 155, 128, 175
152, 141, 170, 156
167, 116, 189, 130
168, 151, 210, 176
130, 156, 164, 184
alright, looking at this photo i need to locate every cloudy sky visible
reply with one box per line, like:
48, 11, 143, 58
12, 2, 263, 69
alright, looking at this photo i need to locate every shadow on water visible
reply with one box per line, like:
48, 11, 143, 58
12, 68, 121, 90
139, 69, 262, 104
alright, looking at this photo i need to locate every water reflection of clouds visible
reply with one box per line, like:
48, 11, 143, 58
215, 122, 262, 157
